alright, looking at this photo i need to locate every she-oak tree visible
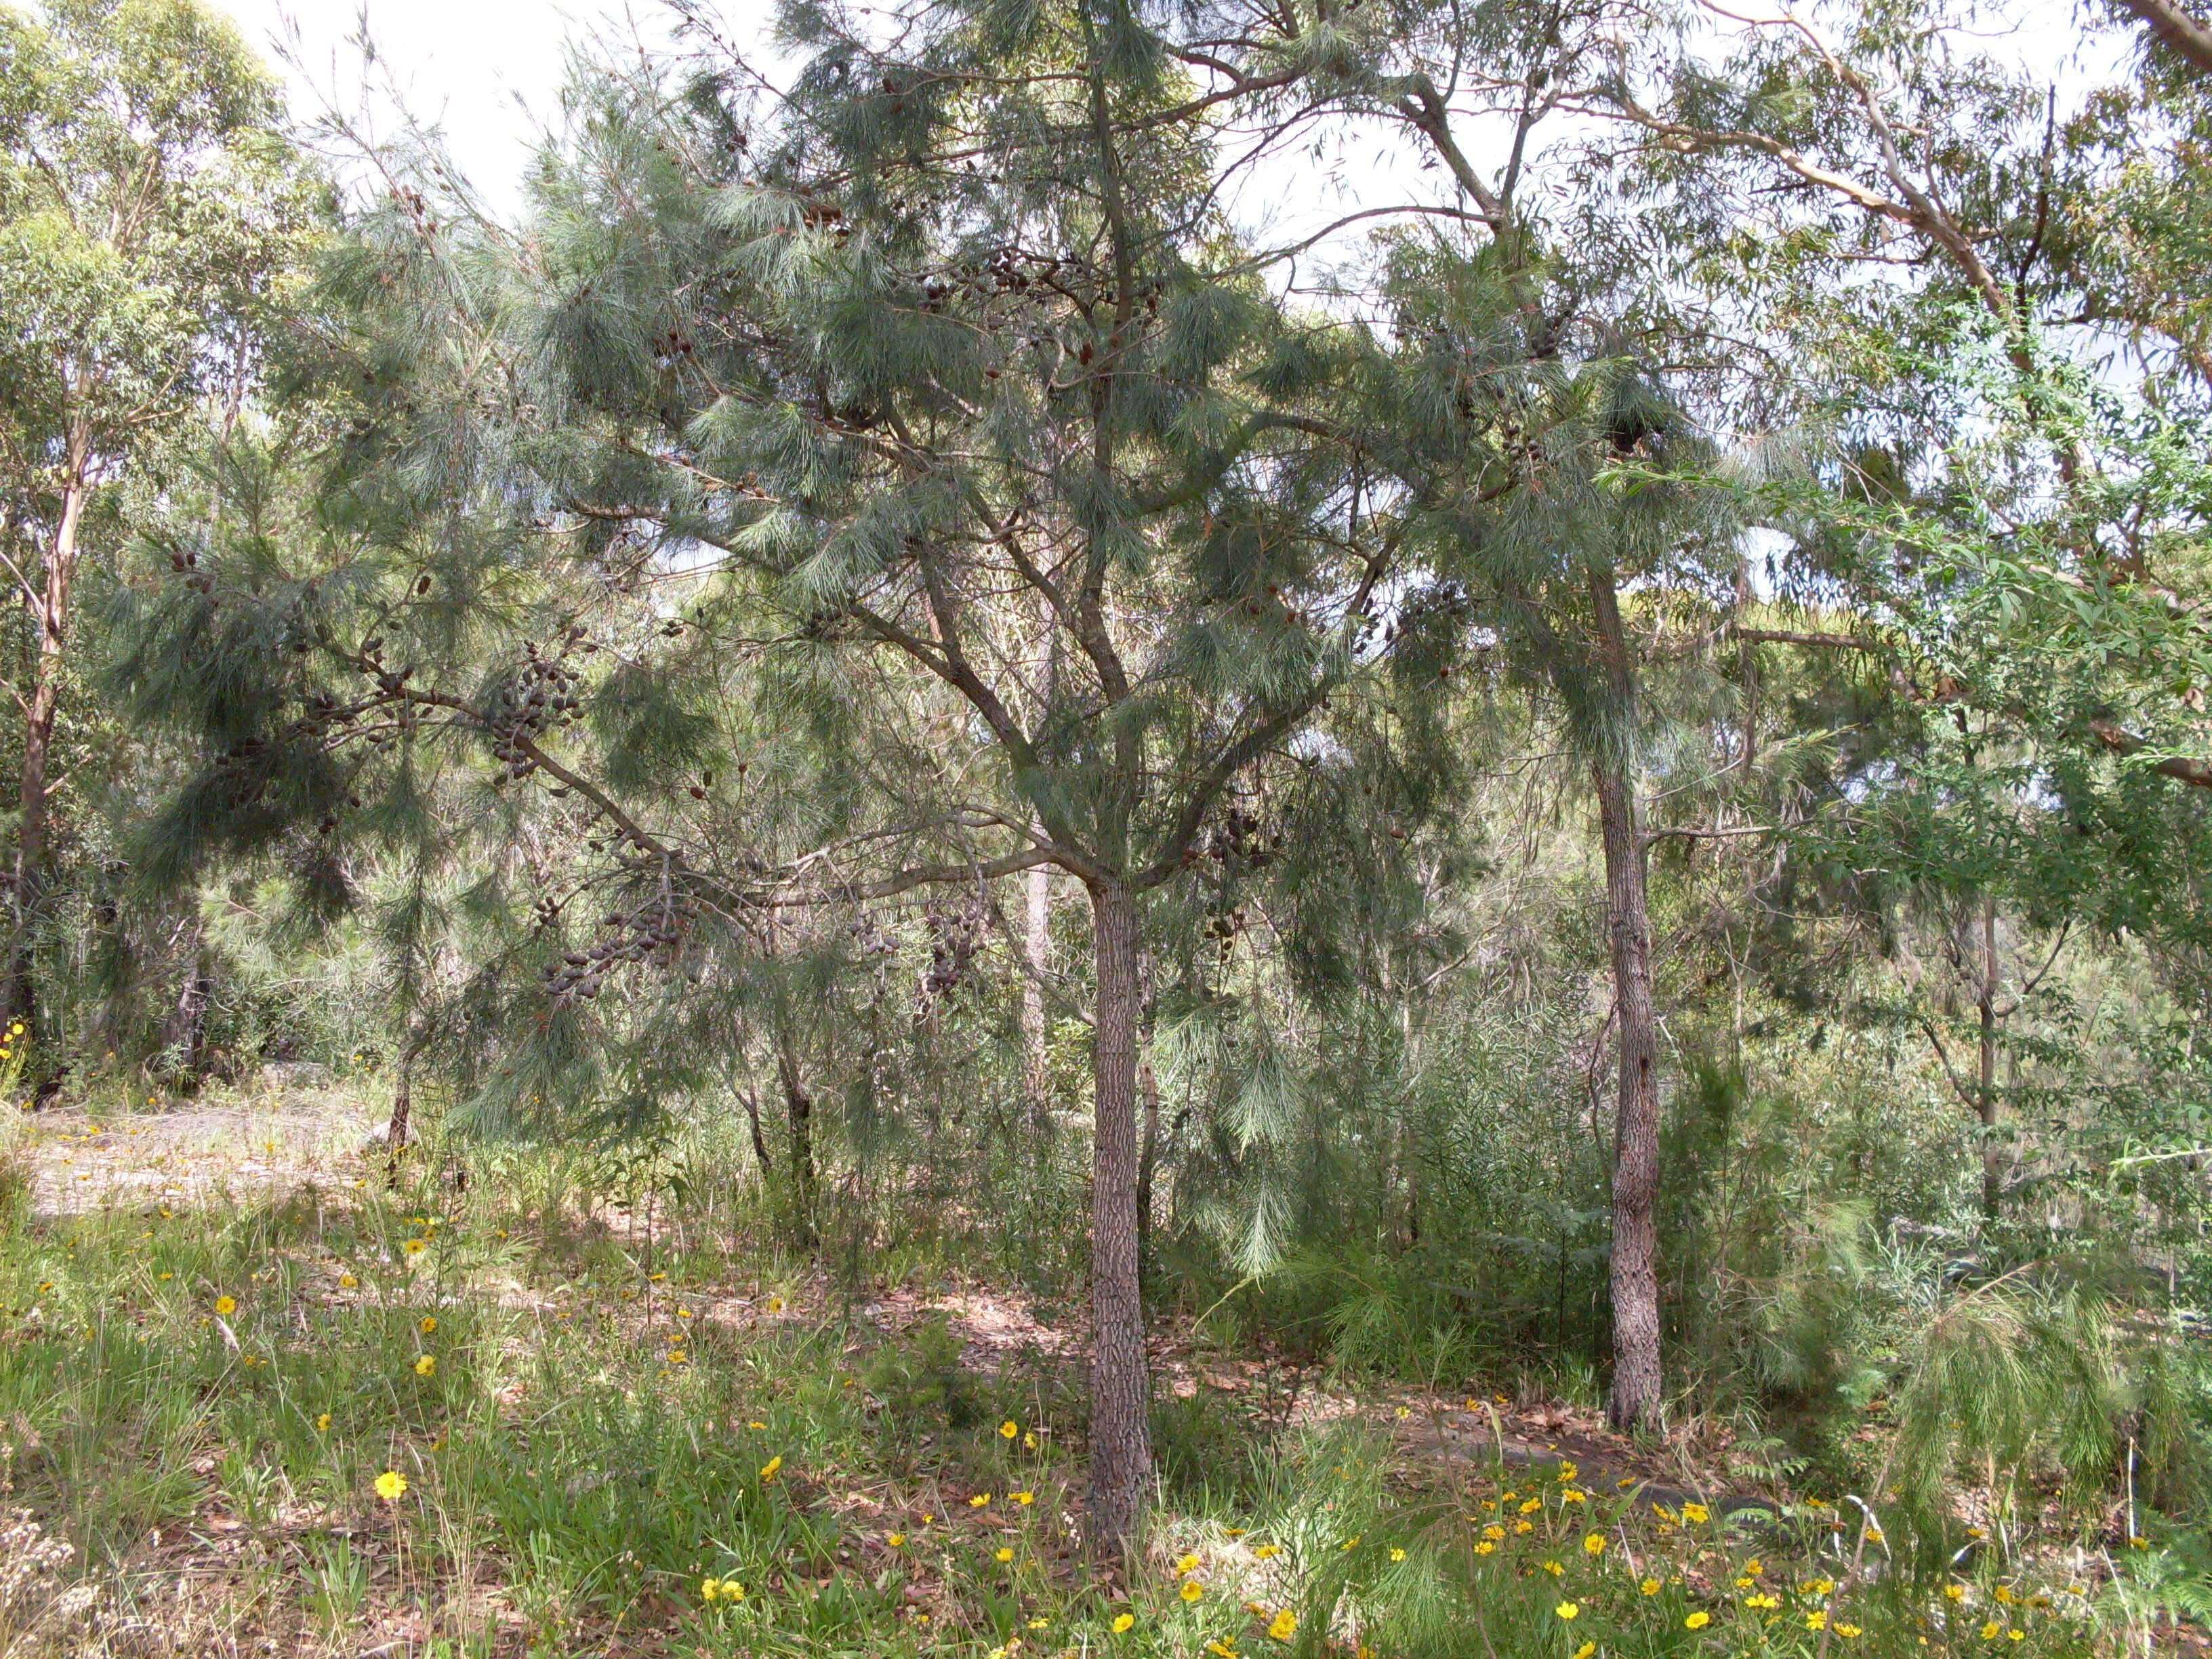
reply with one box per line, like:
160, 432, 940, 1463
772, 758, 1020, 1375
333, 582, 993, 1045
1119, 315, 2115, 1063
121, 0, 1748, 1535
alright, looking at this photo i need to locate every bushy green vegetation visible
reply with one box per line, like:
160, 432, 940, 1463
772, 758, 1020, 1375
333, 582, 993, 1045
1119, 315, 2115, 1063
0, 1099, 2171, 1658
5, 0, 2212, 1651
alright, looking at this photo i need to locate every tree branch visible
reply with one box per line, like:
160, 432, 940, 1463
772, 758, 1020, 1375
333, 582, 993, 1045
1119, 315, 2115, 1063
2087, 718, 2212, 789
2115, 0, 2212, 75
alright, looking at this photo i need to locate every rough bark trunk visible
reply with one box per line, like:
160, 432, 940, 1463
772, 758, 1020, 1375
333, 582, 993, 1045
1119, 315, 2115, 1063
740, 1086, 773, 1178
159, 947, 213, 1085
778, 1044, 819, 1246
1086, 878, 1150, 1554
1590, 566, 1664, 1434
384, 1023, 428, 1181
1976, 896, 2003, 1219
1023, 859, 1053, 1137
384, 1050, 414, 1181
7, 432, 89, 1039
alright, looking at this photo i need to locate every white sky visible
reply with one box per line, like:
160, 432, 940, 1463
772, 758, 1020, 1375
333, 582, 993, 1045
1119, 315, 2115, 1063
207, 1, 693, 218
205, 0, 2118, 240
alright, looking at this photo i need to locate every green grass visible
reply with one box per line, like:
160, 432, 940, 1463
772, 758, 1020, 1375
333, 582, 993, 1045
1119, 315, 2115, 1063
0, 1103, 2155, 1658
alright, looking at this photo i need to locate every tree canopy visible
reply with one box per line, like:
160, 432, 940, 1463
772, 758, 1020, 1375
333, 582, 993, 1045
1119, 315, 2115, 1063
11, 0, 2212, 1574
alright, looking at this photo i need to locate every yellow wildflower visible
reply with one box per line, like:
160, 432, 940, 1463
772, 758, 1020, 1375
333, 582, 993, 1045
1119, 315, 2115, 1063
996, 1547, 1015, 1563
214, 1296, 237, 1316
1001, 1420, 1019, 1439
1685, 1612, 1711, 1630
1176, 1553, 1201, 1576
1584, 1534, 1606, 1557
1641, 1579, 1661, 1596
1255, 1544, 1282, 1559
1556, 1601, 1579, 1620
1574, 1645, 1595, 1659
1391, 1547, 1407, 1562
759, 1456, 782, 1481
1014, 1490, 1033, 1504
414, 1355, 436, 1376
701, 1578, 721, 1601
1268, 1610, 1298, 1641
418, 1315, 437, 1334
1807, 1612, 1828, 1631
887, 1533, 905, 1548
1835, 1625, 1861, 1639
1982, 1623, 2003, 1640
1476, 1541, 1497, 1555
1544, 1560, 1565, 1576
1181, 1580, 1204, 1603
1681, 1503, 1709, 1524
375, 1470, 407, 1501
1113, 1614, 1135, 1634
970, 1492, 991, 1507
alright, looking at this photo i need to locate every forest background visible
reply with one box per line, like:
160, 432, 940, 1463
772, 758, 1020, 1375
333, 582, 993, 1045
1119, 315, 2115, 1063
4, 0, 2212, 1653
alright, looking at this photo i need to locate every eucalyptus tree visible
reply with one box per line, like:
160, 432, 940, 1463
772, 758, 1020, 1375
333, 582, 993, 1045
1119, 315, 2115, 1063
0, 0, 321, 1042
1574, 0, 2212, 1212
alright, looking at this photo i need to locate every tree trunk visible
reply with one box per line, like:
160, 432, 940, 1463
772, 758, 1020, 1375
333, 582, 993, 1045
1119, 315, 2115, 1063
385, 1048, 414, 1181
384, 1023, 429, 1181
1589, 566, 1664, 1433
159, 945, 214, 1086
1086, 878, 1150, 1554
1023, 859, 1053, 1136
1976, 895, 2003, 1219
778, 1044, 819, 1246
739, 1085, 773, 1177
7, 430, 90, 1041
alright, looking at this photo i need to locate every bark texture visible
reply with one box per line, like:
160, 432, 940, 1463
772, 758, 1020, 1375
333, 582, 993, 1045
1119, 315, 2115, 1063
7, 428, 90, 1036
1023, 859, 1052, 1134
778, 1044, 819, 1246
1086, 878, 1149, 1553
1975, 897, 2003, 1218
1590, 567, 1664, 1433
